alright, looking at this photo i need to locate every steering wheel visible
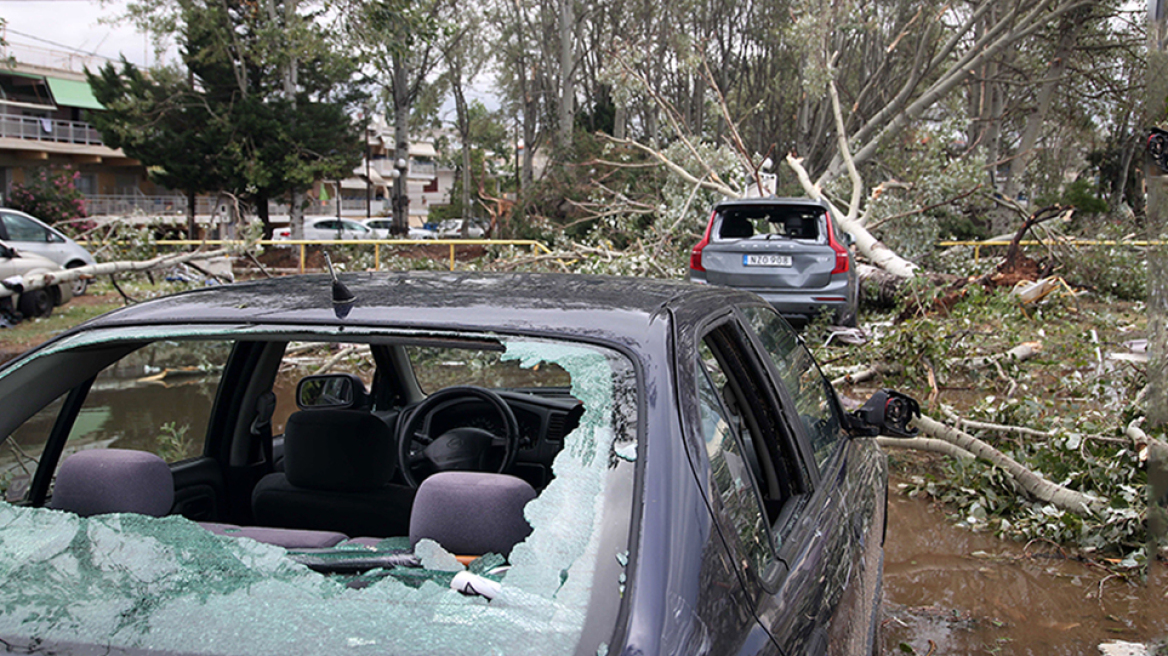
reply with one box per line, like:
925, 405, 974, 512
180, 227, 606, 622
397, 385, 521, 488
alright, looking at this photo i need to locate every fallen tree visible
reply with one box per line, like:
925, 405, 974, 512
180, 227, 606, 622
895, 414, 1105, 515
0, 248, 243, 301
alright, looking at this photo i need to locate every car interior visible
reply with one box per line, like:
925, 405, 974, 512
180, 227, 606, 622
717, 207, 824, 241
0, 334, 590, 577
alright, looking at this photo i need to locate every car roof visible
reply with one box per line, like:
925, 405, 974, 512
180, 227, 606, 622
77, 272, 762, 346
713, 196, 830, 211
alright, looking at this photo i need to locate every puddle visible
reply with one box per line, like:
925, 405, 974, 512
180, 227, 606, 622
881, 484, 1168, 654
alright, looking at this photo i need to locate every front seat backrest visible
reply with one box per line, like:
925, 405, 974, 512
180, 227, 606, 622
251, 409, 415, 537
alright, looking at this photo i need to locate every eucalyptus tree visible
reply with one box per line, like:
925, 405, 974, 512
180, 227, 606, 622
342, 0, 446, 235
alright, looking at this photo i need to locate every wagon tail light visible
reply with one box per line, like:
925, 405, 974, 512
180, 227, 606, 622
826, 212, 850, 274
689, 212, 715, 272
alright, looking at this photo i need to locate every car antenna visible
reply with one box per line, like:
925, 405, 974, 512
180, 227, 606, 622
324, 252, 356, 313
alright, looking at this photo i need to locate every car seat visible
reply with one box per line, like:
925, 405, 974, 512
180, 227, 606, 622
50, 449, 174, 517
251, 409, 416, 538
408, 471, 535, 557
719, 214, 754, 239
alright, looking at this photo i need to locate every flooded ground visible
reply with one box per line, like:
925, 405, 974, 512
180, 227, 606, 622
882, 477, 1168, 655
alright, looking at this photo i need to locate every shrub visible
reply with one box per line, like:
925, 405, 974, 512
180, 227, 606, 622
6, 166, 89, 234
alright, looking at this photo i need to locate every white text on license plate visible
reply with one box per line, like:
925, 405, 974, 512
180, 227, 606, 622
743, 254, 792, 267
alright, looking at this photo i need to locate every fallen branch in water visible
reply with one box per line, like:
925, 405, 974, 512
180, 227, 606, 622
876, 436, 975, 460
911, 414, 1105, 514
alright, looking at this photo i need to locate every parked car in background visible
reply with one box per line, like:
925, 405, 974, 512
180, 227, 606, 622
0, 272, 914, 654
361, 218, 436, 240
275, 219, 375, 241
0, 239, 72, 318
688, 197, 859, 326
436, 218, 488, 239
0, 209, 96, 295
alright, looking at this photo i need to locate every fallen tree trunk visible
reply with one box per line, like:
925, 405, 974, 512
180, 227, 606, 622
911, 414, 1104, 514
876, 436, 976, 460
0, 248, 239, 300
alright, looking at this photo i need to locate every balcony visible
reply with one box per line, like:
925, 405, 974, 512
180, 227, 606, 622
83, 194, 385, 219
0, 114, 105, 146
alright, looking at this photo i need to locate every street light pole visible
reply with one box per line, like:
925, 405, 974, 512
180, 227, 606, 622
364, 107, 371, 220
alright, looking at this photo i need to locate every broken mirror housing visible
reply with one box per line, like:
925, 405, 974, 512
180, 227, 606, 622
846, 389, 921, 438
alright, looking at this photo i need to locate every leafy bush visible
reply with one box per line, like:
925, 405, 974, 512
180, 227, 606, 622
5, 165, 88, 233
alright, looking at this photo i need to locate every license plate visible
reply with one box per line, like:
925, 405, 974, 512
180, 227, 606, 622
743, 254, 792, 267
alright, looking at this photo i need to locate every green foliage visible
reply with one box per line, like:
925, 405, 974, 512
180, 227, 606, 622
1049, 222, 1148, 301
156, 422, 193, 463
6, 166, 88, 230
838, 280, 1150, 565
859, 120, 990, 259
1037, 178, 1108, 215
88, 1, 364, 233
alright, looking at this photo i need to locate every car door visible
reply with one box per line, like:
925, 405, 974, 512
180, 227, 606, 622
736, 305, 886, 655
684, 307, 883, 655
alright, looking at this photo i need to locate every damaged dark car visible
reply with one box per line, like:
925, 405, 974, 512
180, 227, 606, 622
0, 272, 913, 655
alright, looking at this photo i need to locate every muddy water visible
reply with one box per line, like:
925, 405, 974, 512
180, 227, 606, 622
881, 485, 1168, 654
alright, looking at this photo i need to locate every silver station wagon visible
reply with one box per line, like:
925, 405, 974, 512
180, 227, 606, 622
688, 197, 859, 327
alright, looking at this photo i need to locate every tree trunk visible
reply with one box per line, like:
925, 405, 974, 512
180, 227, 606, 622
392, 53, 411, 235
186, 191, 197, 241
557, 0, 575, 153
912, 415, 1103, 514
1000, 16, 1079, 203
452, 61, 473, 231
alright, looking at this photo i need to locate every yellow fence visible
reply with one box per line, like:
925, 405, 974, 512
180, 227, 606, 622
149, 239, 553, 274
936, 239, 1165, 262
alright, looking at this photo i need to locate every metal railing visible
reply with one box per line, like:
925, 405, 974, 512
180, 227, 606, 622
0, 114, 104, 146
151, 238, 552, 273
937, 239, 1164, 261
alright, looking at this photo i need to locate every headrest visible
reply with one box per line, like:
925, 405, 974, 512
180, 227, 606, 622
283, 410, 396, 491
50, 449, 174, 517
409, 472, 536, 557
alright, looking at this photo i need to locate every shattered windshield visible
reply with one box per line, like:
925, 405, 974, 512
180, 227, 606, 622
0, 328, 639, 655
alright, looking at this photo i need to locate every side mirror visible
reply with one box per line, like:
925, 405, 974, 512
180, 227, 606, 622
296, 373, 368, 410
845, 390, 920, 438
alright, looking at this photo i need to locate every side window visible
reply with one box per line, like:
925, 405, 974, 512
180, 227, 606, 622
0, 340, 232, 504
696, 340, 775, 574
2, 213, 49, 242
741, 305, 844, 472
61, 340, 231, 463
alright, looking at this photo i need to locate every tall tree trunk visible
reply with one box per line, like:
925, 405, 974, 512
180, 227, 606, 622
557, 0, 575, 152
1000, 17, 1079, 202
1147, 0, 1168, 564
452, 57, 473, 232
392, 53, 411, 235
186, 191, 197, 241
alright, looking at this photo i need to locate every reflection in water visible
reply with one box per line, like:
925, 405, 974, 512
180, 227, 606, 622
882, 484, 1168, 654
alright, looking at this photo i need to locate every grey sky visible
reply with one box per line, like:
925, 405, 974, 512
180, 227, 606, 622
1, 0, 159, 71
